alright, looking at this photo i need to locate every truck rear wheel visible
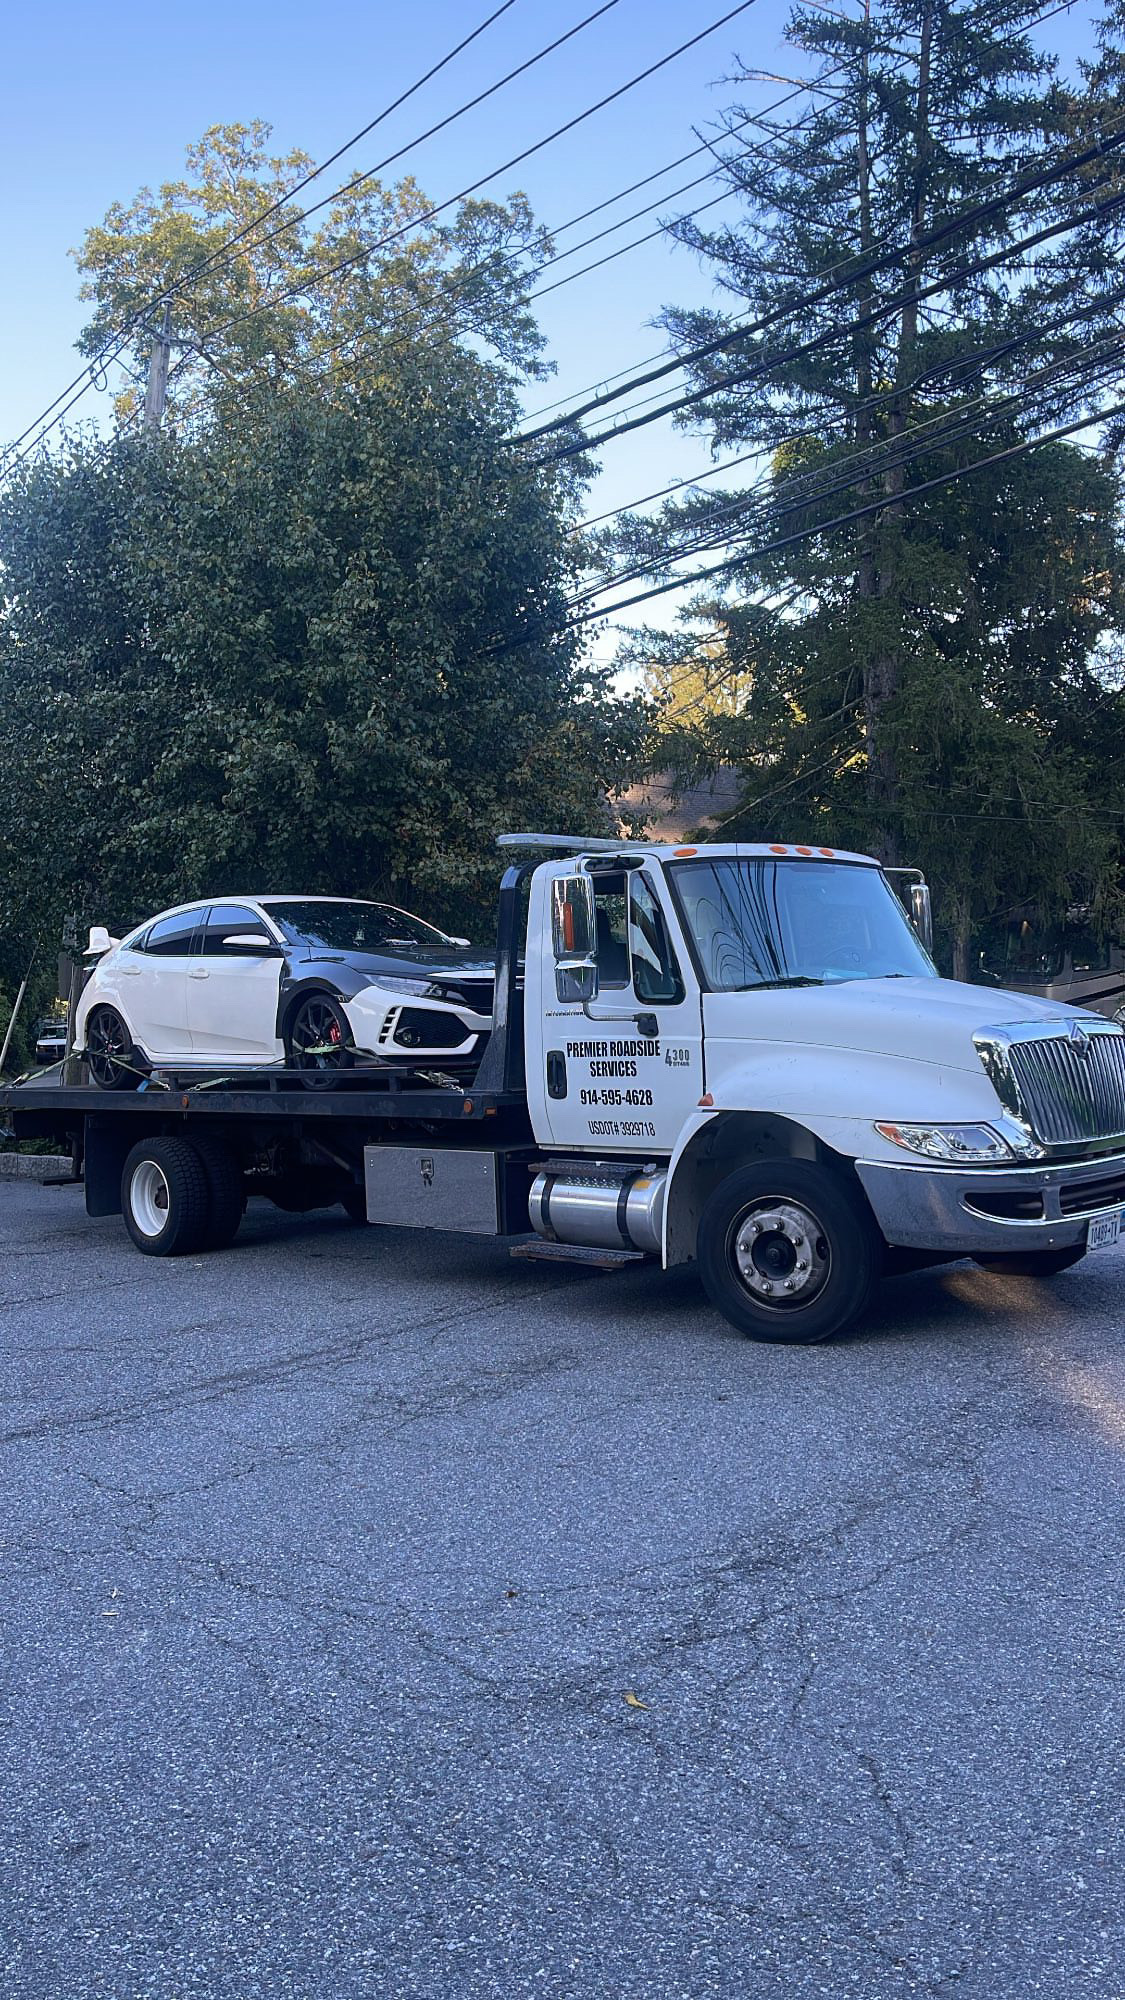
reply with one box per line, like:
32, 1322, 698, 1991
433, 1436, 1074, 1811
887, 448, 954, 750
121, 1137, 210, 1256
191, 1136, 246, 1249
697, 1160, 881, 1344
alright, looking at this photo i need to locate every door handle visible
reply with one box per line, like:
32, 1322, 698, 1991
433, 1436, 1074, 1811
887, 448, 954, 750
188, 968, 210, 980
547, 1050, 567, 1098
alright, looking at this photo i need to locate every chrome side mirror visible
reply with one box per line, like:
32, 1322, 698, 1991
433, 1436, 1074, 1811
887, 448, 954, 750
551, 874, 599, 1004
909, 883, 933, 953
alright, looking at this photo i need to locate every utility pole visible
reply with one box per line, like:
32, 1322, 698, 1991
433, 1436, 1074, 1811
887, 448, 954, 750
143, 302, 173, 430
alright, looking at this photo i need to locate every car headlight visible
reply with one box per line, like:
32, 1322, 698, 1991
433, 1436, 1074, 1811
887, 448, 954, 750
874, 1121, 1015, 1163
361, 975, 442, 999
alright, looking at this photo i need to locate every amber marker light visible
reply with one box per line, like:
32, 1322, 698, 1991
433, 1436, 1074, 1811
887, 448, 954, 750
699, 1091, 714, 1107
674, 846, 697, 856
819, 847, 835, 857
769, 843, 788, 854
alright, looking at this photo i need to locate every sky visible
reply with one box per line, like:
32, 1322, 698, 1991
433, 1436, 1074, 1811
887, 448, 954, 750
0, 0, 1102, 655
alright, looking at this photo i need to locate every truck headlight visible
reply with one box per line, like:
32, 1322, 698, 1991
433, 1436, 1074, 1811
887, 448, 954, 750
874, 1121, 1014, 1163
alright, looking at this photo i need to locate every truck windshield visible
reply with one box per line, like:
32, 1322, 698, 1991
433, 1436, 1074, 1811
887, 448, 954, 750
671, 858, 935, 990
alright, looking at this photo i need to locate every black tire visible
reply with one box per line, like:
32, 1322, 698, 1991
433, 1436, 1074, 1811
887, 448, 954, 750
973, 1245, 1088, 1277
121, 1137, 210, 1256
339, 1185, 368, 1224
85, 1006, 143, 1091
191, 1136, 246, 1249
697, 1160, 882, 1345
285, 992, 355, 1090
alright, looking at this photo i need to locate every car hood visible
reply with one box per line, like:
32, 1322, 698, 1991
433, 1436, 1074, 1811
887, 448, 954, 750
292, 945, 496, 984
702, 975, 1091, 1076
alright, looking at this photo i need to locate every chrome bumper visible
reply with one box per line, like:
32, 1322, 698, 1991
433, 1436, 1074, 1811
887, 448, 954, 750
855, 1151, 1125, 1254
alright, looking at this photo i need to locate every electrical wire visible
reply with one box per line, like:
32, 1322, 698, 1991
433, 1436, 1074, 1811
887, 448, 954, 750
557, 392, 1125, 633
521, 104, 1125, 450
532, 168, 1125, 466
0, 0, 545, 467
195, 1, 764, 354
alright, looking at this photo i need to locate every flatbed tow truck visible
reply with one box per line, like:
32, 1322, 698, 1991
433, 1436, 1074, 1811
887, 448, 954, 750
4, 835, 1125, 1344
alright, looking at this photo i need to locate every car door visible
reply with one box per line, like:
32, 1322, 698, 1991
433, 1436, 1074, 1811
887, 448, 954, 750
187, 904, 285, 1060
124, 909, 199, 1057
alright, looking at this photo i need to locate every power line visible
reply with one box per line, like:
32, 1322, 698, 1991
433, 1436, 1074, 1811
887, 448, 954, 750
571, 273, 1125, 541
0, 0, 543, 466
557, 392, 1125, 632
570, 329, 1125, 608
532, 167, 1125, 468
521, 106, 1125, 452
195, 0, 765, 351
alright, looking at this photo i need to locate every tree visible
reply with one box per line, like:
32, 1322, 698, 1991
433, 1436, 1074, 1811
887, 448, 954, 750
622, 0, 1125, 969
0, 352, 644, 951
73, 122, 553, 426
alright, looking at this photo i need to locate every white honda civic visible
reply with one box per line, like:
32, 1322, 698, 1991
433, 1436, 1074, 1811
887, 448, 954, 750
73, 896, 495, 1088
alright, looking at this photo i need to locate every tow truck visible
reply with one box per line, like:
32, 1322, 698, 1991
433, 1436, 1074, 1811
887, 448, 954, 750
4, 834, 1125, 1345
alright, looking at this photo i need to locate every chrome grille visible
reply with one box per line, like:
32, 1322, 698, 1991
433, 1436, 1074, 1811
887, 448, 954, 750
1005, 1031, 1125, 1146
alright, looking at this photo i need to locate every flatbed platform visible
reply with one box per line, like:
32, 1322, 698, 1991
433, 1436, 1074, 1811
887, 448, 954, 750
0, 1071, 526, 1127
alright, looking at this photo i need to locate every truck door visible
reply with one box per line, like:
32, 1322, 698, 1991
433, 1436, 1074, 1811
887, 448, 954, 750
543, 867, 704, 1155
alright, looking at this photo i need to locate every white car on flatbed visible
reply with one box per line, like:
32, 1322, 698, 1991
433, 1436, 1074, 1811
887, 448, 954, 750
74, 896, 494, 1085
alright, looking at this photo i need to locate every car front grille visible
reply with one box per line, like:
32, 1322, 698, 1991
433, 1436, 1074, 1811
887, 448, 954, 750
998, 1030, 1125, 1147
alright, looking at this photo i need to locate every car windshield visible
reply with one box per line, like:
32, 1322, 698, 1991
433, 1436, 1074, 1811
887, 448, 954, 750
266, 900, 458, 954
671, 858, 935, 989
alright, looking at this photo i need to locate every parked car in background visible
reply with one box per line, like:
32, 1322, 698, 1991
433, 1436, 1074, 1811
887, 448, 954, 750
74, 897, 495, 1089
34, 1016, 68, 1065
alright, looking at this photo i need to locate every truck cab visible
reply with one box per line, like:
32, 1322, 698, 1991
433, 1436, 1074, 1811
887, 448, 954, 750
512, 836, 1125, 1341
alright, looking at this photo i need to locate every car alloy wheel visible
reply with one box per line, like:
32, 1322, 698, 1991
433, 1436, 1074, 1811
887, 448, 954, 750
85, 1007, 140, 1090
286, 994, 355, 1087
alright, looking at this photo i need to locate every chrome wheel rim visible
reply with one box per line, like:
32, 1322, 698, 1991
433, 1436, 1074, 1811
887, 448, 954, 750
130, 1160, 170, 1237
728, 1198, 831, 1309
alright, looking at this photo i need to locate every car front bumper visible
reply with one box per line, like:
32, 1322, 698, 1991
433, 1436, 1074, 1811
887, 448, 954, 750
855, 1149, 1125, 1254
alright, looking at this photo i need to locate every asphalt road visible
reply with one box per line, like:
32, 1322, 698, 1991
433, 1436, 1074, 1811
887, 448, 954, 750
1, 1182, 1123, 2000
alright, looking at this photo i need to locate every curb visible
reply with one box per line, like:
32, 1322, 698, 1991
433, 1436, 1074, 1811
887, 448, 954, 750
0, 1152, 73, 1181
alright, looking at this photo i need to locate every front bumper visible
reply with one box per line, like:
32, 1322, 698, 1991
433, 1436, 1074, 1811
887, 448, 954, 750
855, 1150, 1125, 1254
341, 988, 492, 1062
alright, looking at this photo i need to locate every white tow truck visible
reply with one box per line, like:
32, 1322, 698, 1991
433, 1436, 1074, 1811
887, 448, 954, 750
5, 833, 1125, 1344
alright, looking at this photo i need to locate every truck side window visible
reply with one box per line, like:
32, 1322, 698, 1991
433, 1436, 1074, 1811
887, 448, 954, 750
629, 876, 685, 1005
592, 878, 630, 988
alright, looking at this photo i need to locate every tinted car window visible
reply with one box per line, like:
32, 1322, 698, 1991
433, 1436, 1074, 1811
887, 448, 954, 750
201, 905, 274, 956
144, 912, 200, 957
266, 900, 457, 953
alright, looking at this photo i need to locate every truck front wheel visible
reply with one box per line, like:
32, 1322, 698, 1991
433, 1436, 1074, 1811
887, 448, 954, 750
697, 1161, 881, 1344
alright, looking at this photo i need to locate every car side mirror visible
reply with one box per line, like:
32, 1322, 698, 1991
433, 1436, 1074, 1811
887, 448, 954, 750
224, 931, 279, 954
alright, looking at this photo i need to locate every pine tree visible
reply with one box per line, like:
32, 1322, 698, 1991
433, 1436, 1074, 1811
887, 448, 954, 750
630, 0, 1125, 969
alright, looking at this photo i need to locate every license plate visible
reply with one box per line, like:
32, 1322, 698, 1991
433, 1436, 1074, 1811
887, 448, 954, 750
1087, 1210, 1123, 1251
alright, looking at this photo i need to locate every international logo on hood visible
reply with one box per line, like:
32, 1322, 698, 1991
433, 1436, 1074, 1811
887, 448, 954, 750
1068, 1018, 1093, 1058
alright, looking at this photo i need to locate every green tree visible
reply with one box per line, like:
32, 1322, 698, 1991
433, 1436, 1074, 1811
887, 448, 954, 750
0, 354, 643, 951
74, 121, 553, 426
625, 0, 1125, 970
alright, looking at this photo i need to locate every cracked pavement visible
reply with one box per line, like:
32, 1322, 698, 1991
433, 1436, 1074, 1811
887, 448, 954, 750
1, 1180, 1123, 1998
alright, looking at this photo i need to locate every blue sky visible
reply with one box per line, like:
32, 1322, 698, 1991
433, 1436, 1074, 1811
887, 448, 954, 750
0, 0, 1100, 648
